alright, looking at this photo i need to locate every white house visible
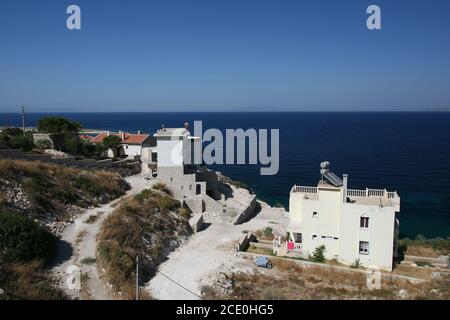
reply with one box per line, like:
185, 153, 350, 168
91, 131, 155, 159
146, 123, 222, 215
287, 162, 400, 271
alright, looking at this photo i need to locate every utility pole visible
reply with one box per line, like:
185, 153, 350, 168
21, 106, 25, 135
136, 256, 139, 300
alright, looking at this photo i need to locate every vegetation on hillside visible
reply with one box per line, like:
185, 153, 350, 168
0, 159, 129, 221
0, 128, 34, 151
0, 211, 56, 263
399, 235, 450, 257
0, 208, 65, 300
97, 189, 192, 299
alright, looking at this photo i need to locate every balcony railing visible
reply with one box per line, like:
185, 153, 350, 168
291, 184, 400, 210
291, 185, 317, 194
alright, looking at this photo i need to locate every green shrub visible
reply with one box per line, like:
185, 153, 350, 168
263, 227, 273, 238
1, 127, 23, 136
351, 258, 363, 269
8, 135, 34, 151
311, 245, 326, 263
0, 210, 56, 264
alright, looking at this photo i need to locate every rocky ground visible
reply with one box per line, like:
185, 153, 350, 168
50, 174, 152, 300
146, 196, 289, 300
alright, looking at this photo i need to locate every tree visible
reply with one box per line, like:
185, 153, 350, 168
102, 135, 122, 157
37, 117, 81, 134
311, 245, 326, 263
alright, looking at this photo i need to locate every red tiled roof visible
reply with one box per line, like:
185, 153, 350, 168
79, 134, 94, 141
90, 133, 150, 145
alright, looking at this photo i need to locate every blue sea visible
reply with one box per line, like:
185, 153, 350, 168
3, 112, 450, 238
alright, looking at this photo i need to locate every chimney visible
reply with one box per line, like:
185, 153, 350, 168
107, 131, 111, 136
137, 130, 141, 134
184, 122, 189, 131
121, 131, 125, 141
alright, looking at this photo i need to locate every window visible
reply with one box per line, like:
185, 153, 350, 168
312, 211, 318, 217
359, 241, 369, 254
360, 216, 370, 229
312, 234, 317, 240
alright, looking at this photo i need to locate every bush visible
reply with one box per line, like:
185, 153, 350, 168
153, 182, 172, 195
263, 227, 273, 238
0, 261, 67, 300
311, 245, 326, 263
350, 258, 363, 269
2, 127, 23, 136
7, 135, 34, 151
0, 210, 57, 264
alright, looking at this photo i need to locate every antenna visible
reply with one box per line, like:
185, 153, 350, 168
21, 106, 25, 135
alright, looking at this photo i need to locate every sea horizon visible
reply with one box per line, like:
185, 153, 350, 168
2, 111, 449, 239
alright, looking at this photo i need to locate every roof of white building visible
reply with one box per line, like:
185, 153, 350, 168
155, 128, 188, 137
291, 181, 400, 209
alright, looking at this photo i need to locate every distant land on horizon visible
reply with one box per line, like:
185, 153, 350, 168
1, 108, 450, 114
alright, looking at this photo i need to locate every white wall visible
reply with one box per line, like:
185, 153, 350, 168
339, 203, 395, 271
289, 187, 396, 271
157, 139, 184, 167
123, 144, 142, 157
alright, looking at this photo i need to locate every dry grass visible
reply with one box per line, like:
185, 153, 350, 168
75, 230, 87, 246
0, 159, 129, 221
247, 245, 274, 256
97, 189, 191, 299
84, 214, 99, 224
405, 245, 440, 258
0, 260, 66, 300
204, 258, 450, 300
254, 227, 275, 241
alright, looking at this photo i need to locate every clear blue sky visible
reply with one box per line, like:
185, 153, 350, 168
1, 0, 450, 112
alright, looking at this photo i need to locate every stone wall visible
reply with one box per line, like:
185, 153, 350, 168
233, 195, 257, 225
189, 213, 204, 233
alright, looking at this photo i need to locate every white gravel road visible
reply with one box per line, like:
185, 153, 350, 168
51, 174, 152, 300
146, 202, 288, 300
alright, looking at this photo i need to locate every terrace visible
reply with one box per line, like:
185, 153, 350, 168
291, 184, 400, 211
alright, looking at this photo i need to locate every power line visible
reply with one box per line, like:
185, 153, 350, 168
156, 270, 201, 299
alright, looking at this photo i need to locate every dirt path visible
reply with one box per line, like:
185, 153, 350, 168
146, 202, 289, 300
51, 174, 151, 300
